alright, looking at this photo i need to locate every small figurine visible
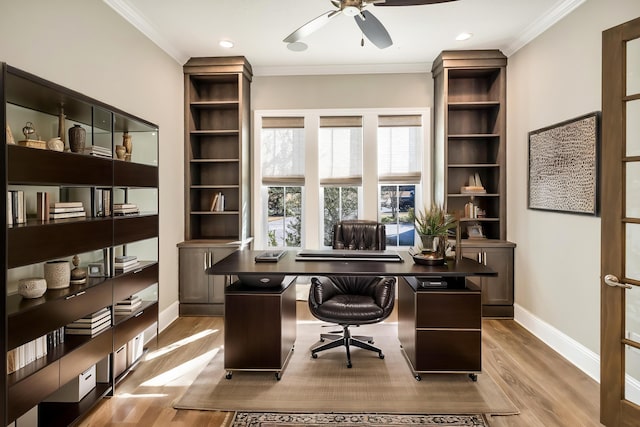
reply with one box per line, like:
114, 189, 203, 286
22, 121, 35, 140
70, 254, 87, 285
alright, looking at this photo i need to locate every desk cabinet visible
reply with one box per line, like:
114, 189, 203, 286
461, 241, 515, 318
224, 277, 296, 380
398, 276, 481, 381
178, 243, 239, 315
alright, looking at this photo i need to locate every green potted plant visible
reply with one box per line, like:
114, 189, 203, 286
409, 204, 457, 265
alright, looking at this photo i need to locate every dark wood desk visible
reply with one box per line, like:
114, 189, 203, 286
208, 249, 495, 278
209, 250, 495, 381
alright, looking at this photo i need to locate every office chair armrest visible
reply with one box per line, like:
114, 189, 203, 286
372, 276, 395, 309
309, 276, 338, 307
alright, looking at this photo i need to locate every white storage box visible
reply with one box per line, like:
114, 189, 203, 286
43, 365, 96, 403
95, 355, 110, 383
127, 333, 144, 366
114, 343, 127, 377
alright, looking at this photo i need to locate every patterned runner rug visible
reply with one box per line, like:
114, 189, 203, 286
231, 412, 489, 426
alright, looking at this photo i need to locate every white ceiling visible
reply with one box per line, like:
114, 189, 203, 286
104, 0, 585, 76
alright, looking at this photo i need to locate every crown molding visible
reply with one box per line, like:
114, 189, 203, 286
102, 0, 188, 64
503, 0, 587, 56
253, 62, 432, 77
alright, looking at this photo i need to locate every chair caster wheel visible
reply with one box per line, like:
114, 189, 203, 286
312, 353, 318, 359
379, 353, 385, 359
415, 375, 422, 381
275, 373, 282, 381
368, 340, 374, 344
347, 362, 352, 368
225, 372, 232, 380
469, 373, 478, 382
320, 338, 325, 342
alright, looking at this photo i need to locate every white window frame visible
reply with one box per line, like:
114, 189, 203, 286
253, 108, 431, 249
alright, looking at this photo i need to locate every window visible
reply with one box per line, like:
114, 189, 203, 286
261, 117, 305, 248
377, 115, 423, 247
253, 109, 429, 249
266, 186, 302, 247
319, 116, 363, 246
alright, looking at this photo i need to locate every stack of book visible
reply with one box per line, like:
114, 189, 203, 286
114, 295, 142, 314
114, 255, 139, 273
83, 145, 112, 158
113, 203, 139, 216
93, 188, 112, 217
210, 191, 225, 212
65, 307, 111, 338
7, 190, 26, 225
49, 201, 86, 220
6, 334, 49, 374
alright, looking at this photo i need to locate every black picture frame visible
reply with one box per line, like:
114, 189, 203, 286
528, 111, 600, 216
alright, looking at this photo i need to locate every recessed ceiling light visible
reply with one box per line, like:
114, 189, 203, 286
219, 40, 234, 48
455, 32, 473, 41
287, 42, 308, 52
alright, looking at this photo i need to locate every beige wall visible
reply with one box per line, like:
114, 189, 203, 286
0, 0, 184, 315
252, 73, 432, 110
507, 0, 640, 354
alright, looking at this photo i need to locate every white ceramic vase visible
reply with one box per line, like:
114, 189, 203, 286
44, 260, 71, 289
18, 277, 47, 298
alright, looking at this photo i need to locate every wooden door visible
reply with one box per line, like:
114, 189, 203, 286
601, 16, 640, 427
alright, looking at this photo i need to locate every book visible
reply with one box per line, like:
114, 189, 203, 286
116, 296, 142, 306
10, 190, 26, 224
51, 201, 83, 208
49, 211, 86, 219
69, 308, 111, 325
7, 192, 12, 226
49, 206, 85, 213
37, 191, 50, 221
210, 193, 219, 211
115, 255, 137, 263
113, 203, 137, 209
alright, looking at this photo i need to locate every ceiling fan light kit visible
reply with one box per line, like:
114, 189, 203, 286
283, 0, 459, 49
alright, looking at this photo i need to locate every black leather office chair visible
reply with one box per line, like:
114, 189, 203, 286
308, 220, 396, 368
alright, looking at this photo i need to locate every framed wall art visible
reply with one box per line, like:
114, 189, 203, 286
528, 111, 600, 215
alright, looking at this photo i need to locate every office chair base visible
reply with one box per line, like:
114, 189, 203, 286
311, 325, 384, 368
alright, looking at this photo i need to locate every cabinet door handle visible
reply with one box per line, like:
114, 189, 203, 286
477, 253, 482, 263
65, 294, 76, 300
76, 291, 86, 297
203, 252, 207, 271
483, 252, 487, 266
134, 310, 144, 318
208, 251, 213, 268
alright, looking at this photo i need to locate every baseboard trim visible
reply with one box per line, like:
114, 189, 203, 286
513, 303, 600, 383
159, 300, 180, 333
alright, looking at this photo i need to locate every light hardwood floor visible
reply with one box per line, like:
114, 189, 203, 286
79, 303, 603, 427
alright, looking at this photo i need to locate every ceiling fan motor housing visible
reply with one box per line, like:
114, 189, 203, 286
342, 0, 364, 16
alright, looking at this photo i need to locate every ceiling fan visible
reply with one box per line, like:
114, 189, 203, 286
283, 0, 459, 49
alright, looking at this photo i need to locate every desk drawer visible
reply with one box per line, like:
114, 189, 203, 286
416, 292, 481, 329
415, 330, 481, 372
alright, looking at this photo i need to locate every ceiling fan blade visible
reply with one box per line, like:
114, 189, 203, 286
354, 10, 392, 49
374, 0, 458, 6
283, 10, 341, 43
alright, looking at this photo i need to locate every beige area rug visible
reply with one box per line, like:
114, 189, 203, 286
174, 322, 518, 416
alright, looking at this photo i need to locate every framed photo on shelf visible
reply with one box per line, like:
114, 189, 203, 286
528, 112, 600, 215
87, 262, 105, 277
467, 224, 485, 239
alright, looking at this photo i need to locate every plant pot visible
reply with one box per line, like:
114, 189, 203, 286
417, 234, 447, 265
44, 260, 71, 289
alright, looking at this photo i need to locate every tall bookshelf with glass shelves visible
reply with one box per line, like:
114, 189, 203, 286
2, 63, 159, 426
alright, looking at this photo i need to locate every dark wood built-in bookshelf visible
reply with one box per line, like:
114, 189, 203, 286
432, 50, 515, 318
2, 63, 160, 425
179, 56, 253, 315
